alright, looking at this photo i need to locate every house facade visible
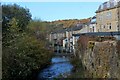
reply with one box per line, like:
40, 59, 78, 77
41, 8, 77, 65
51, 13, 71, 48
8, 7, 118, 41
96, 0, 120, 32
118, 1, 120, 31
89, 16, 97, 32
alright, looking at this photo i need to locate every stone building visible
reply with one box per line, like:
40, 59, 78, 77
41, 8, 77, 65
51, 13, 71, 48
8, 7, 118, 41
96, 0, 120, 32
117, 1, 120, 31
89, 16, 97, 32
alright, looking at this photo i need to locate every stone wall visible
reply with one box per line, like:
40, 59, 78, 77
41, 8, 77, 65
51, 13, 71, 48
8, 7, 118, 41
77, 36, 120, 78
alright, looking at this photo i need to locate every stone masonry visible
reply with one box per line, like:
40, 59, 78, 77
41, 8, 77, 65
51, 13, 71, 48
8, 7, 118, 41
76, 36, 120, 79
77, 36, 120, 78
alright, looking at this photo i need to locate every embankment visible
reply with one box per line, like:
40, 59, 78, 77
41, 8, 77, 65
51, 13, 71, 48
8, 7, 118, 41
71, 36, 120, 79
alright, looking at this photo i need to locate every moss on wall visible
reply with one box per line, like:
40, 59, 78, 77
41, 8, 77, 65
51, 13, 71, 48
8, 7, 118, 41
77, 36, 120, 79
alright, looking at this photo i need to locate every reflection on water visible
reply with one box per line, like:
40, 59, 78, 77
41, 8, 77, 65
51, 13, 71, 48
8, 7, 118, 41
38, 57, 73, 79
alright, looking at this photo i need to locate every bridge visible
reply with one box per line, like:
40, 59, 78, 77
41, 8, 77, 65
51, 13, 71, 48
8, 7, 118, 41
54, 53, 74, 57
72, 31, 120, 40
73, 32, 120, 36
52, 61, 70, 64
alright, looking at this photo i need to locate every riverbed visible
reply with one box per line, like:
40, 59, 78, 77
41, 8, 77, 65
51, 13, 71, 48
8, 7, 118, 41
38, 56, 73, 79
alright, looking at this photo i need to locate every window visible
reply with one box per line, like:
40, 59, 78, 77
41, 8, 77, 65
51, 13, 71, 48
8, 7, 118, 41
117, 11, 119, 16
91, 18, 96, 22
102, 25, 105, 29
93, 27, 94, 32
98, 29, 99, 32
117, 25, 119, 31
106, 12, 112, 19
108, 23, 111, 29
99, 15, 102, 21
104, 25, 105, 28
100, 25, 102, 31
109, 23, 111, 29
107, 23, 109, 29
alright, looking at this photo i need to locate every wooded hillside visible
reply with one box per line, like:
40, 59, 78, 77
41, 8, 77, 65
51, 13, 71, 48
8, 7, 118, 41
48, 18, 90, 32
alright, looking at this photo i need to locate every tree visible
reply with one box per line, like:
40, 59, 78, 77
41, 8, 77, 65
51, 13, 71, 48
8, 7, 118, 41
2, 4, 53, 80
2, 18, 53, 80
2, 4, 31, 31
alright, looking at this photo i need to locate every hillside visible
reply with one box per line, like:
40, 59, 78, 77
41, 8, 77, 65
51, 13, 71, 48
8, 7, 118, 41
48, 18, 91, 32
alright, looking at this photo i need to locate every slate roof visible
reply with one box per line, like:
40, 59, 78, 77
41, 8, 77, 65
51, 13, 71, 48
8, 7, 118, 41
96, 0, 119, 12
71, 24, 84, 31
92, 16, 96, 19
51, 29, 66, 34
90, 16, 96, 24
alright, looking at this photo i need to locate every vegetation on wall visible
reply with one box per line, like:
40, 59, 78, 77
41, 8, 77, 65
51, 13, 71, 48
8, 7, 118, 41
117, 40, 120, 60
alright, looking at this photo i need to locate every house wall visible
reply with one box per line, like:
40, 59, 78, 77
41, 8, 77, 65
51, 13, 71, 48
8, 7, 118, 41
79, 25, 89, 33
89, 23, 96, 32
63, 39, 66, 49
118, 6, 120, 31
96, 7, 119, 32
72, 36, 80, 55
66, 31, 69, 39
49, 34, 52, 42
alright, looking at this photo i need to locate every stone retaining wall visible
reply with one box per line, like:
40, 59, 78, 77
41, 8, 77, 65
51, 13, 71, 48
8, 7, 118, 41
77, 36, 120, 78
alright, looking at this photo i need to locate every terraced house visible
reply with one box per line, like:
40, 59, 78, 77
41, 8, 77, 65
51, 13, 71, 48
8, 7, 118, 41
96, 0, 120, 32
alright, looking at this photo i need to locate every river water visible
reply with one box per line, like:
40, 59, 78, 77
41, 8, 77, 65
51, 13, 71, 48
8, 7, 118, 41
38, 56, 73, 79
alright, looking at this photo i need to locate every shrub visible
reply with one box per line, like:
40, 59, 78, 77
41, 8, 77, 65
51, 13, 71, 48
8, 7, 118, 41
2, 18, 53, 80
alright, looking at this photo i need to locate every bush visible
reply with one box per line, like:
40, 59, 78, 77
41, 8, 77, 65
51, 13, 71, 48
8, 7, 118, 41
2, 18, 53, 80
68, 56, 85, 78
3, 34, 53, 80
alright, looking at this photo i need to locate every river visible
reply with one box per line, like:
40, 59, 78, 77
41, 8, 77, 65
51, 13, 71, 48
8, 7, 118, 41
38, 56, 73, 79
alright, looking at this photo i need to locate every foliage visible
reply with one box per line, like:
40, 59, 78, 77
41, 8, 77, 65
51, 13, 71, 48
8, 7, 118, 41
2, 4, 31, 31
88, 41, 95, 51
51, 18, 90, 28
117, 40, 120, 60
27, 20, 49, 34
2, 5, 53, 80
68, 56, 85, 78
